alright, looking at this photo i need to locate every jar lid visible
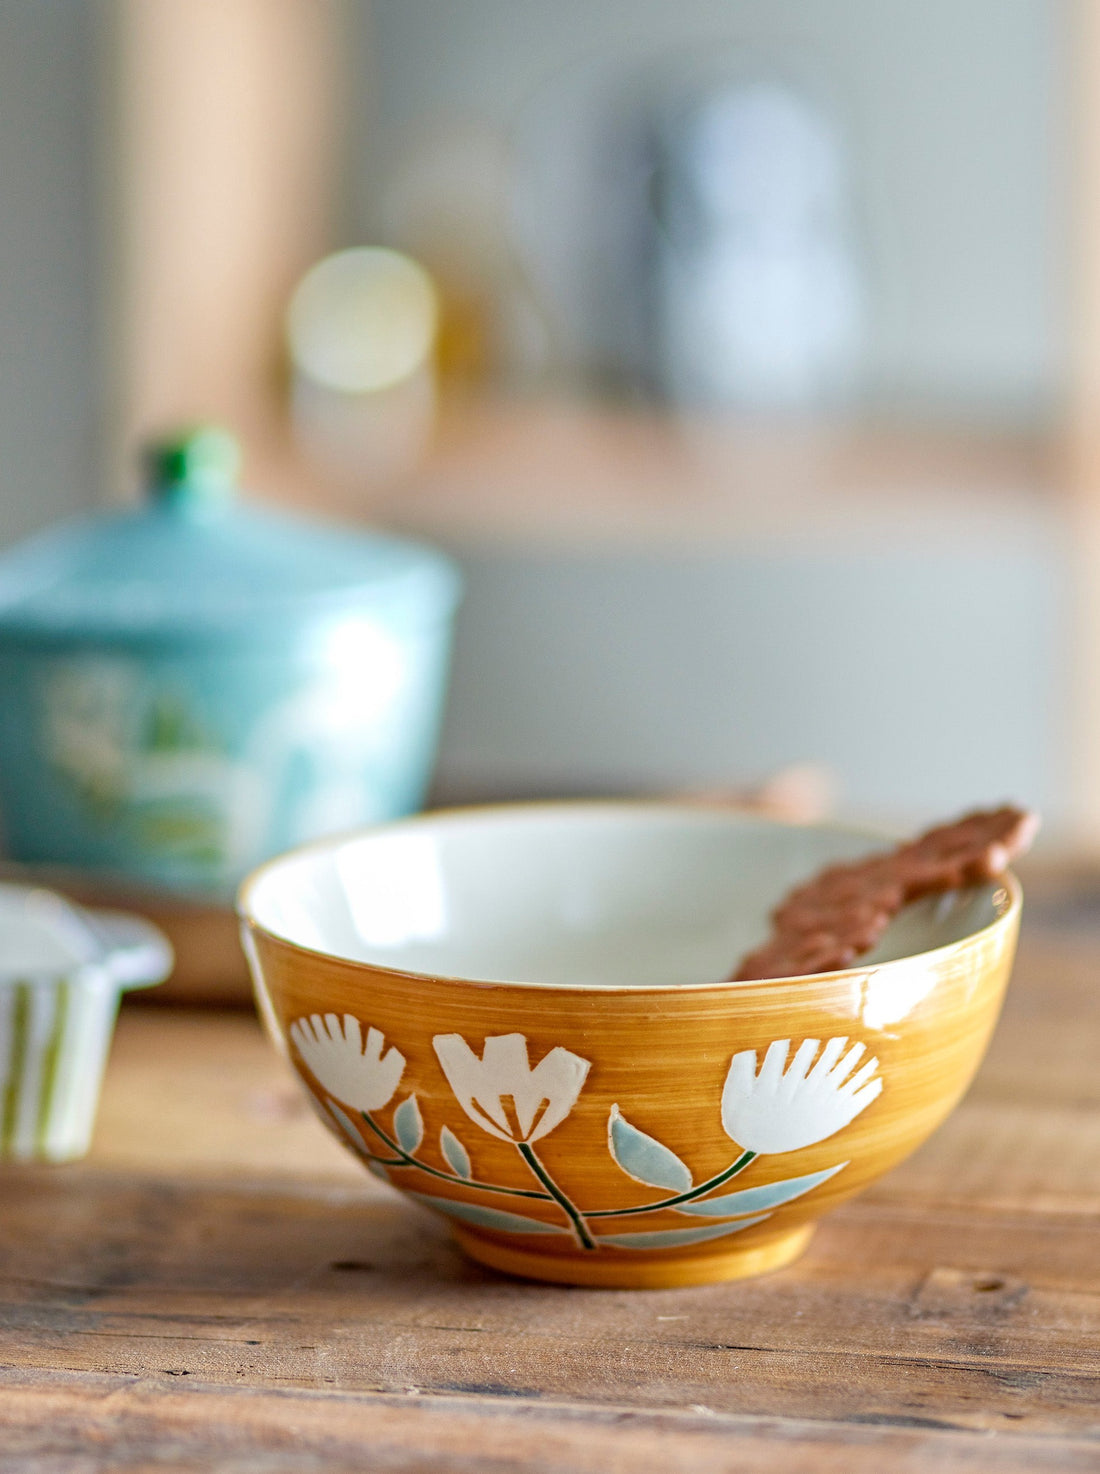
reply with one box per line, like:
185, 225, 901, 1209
0, 883, 172, 989
0, 430, 461, 643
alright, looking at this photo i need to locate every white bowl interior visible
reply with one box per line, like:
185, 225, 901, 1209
243, 806, 1006, 988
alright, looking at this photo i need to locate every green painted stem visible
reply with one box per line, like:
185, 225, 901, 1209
586, 1149, 758, 1219
517, 1141, 597, 1250
362, 1149, 407, 1167
361, 1111, 552, 1201
358, 1110, 756, 1231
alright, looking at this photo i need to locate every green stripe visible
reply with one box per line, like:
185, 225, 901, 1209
35, 982, 68, 1155
2, 985, 29, 1153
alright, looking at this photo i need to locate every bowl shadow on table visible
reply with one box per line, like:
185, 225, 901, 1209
6, 1150, 1093, 1431
2, 1159, 490, 1285
0, 1160, 878, 1376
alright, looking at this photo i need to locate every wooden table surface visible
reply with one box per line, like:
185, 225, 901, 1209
1, 922, 1098, 1472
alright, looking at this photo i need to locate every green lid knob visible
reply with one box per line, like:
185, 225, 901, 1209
144, 428, 241, 514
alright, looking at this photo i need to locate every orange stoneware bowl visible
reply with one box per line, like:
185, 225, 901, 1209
238, 803, 1022, 1289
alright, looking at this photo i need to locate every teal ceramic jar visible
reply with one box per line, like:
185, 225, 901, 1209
0, 431, 461, 898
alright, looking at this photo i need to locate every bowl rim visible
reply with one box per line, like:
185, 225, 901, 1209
236, 798, 1023, 993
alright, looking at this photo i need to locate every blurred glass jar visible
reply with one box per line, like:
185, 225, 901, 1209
0, 430, 461, 899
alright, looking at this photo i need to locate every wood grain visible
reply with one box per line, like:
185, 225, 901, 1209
0, 926, 1096, 1469
5, 1369, 1098, 1474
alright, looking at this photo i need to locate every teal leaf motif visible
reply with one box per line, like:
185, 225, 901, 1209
366, 1160, 391, 1183
326, 1098, 369, 1157
440, 1125, 471, 1178
607, 1104, 693, 1190
676, 1162, 847, 1217
411, 1193, 568, 1235
597, 1213, 772, 1250
393, 1094, 424, 1154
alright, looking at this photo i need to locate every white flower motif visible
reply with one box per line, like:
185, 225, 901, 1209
721, 1036, 883, 1154
432, 1032, 590, 1144
290, 1013, 405, 1112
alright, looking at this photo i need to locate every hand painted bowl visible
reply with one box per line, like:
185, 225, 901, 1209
238, 803, 1022, 1289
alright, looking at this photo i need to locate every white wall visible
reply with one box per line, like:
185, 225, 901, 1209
0, 2, 100, 548
432, 517, 1068, 829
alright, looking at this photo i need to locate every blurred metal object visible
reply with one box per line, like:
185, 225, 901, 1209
642, 77, 863, 410
509, 56, 863, 407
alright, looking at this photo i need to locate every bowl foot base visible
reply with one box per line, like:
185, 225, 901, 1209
451, 1222, 815, 1289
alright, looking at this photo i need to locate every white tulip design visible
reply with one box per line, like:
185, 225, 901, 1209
290, 1013, 405, 1112
721, 1036, 882, 1155
432, 1032, 591, 1144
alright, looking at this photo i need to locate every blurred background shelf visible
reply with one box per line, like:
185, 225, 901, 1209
380, 397, 1057, 552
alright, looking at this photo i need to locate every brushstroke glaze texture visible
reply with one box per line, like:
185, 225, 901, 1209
240, 805, 1021, 1288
